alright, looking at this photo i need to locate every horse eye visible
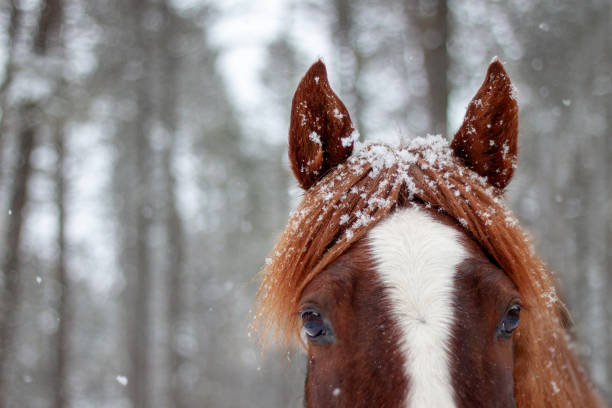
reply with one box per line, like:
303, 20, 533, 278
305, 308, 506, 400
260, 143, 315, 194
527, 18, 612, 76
497, 304, 521, 338
301, 310, 326, 338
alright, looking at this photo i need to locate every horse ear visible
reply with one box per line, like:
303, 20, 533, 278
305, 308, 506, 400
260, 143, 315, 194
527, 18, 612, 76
451, 58, 519, 190
289, 60, 357, 189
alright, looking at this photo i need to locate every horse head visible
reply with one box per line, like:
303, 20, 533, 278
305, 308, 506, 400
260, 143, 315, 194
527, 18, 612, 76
255, 59, 603, 408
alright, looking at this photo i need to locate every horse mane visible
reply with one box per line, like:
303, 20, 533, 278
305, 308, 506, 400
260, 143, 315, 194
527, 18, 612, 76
254, 135, 602, 407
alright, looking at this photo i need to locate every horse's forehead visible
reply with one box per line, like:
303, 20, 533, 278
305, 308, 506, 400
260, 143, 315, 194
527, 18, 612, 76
368, 206, 468, 408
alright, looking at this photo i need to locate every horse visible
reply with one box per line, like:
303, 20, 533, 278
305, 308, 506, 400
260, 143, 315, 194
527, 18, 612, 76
254, 59, 605, 407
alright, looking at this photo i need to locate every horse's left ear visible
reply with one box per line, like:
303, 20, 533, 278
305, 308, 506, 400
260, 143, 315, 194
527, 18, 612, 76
288, 60, 356, 189
451, 58, 518, 190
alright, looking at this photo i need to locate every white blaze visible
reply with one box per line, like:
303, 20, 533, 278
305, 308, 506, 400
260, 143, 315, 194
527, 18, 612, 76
368, 207, 466, 408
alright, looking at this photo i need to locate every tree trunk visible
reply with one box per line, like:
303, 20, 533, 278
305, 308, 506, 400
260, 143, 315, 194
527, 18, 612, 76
126, 2, 153, 406
33, 0, 62, 54
0, 0, 22, 180
602, 4, 612, 394
0, 103, 36, 407
0, 0, 63, 402
157, 3, 187, 406
408, 0, 448, 134
333, 0, 365, 139
53, 124, 69, 408
164, 145, 186, 408
128, 94, 153, 408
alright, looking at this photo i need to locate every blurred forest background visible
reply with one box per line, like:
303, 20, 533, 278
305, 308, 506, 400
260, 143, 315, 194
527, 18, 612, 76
0, 0, 610, 407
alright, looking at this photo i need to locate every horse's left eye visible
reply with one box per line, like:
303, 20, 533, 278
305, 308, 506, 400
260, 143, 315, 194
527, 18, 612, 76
497, 304, 521, 338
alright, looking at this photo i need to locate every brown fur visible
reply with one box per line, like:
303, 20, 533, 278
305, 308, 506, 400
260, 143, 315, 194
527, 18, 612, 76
302, 208, 522, 407
254, 60, 604, 407
451, 244, 520, 407
451, 59, 518, 190
288, 60, 356, 189
300, 239, 408, 407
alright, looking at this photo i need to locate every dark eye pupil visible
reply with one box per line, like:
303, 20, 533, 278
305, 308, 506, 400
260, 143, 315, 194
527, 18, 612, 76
301, 311, 325, 338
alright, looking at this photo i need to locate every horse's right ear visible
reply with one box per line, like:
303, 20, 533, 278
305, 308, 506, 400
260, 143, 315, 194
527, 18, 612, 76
289, 60, 357, 189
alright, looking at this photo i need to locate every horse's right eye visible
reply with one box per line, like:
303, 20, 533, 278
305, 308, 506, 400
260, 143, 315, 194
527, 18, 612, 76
300, 310, 335, 344
301, 311, 325, 338
497, 304, 521, 338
